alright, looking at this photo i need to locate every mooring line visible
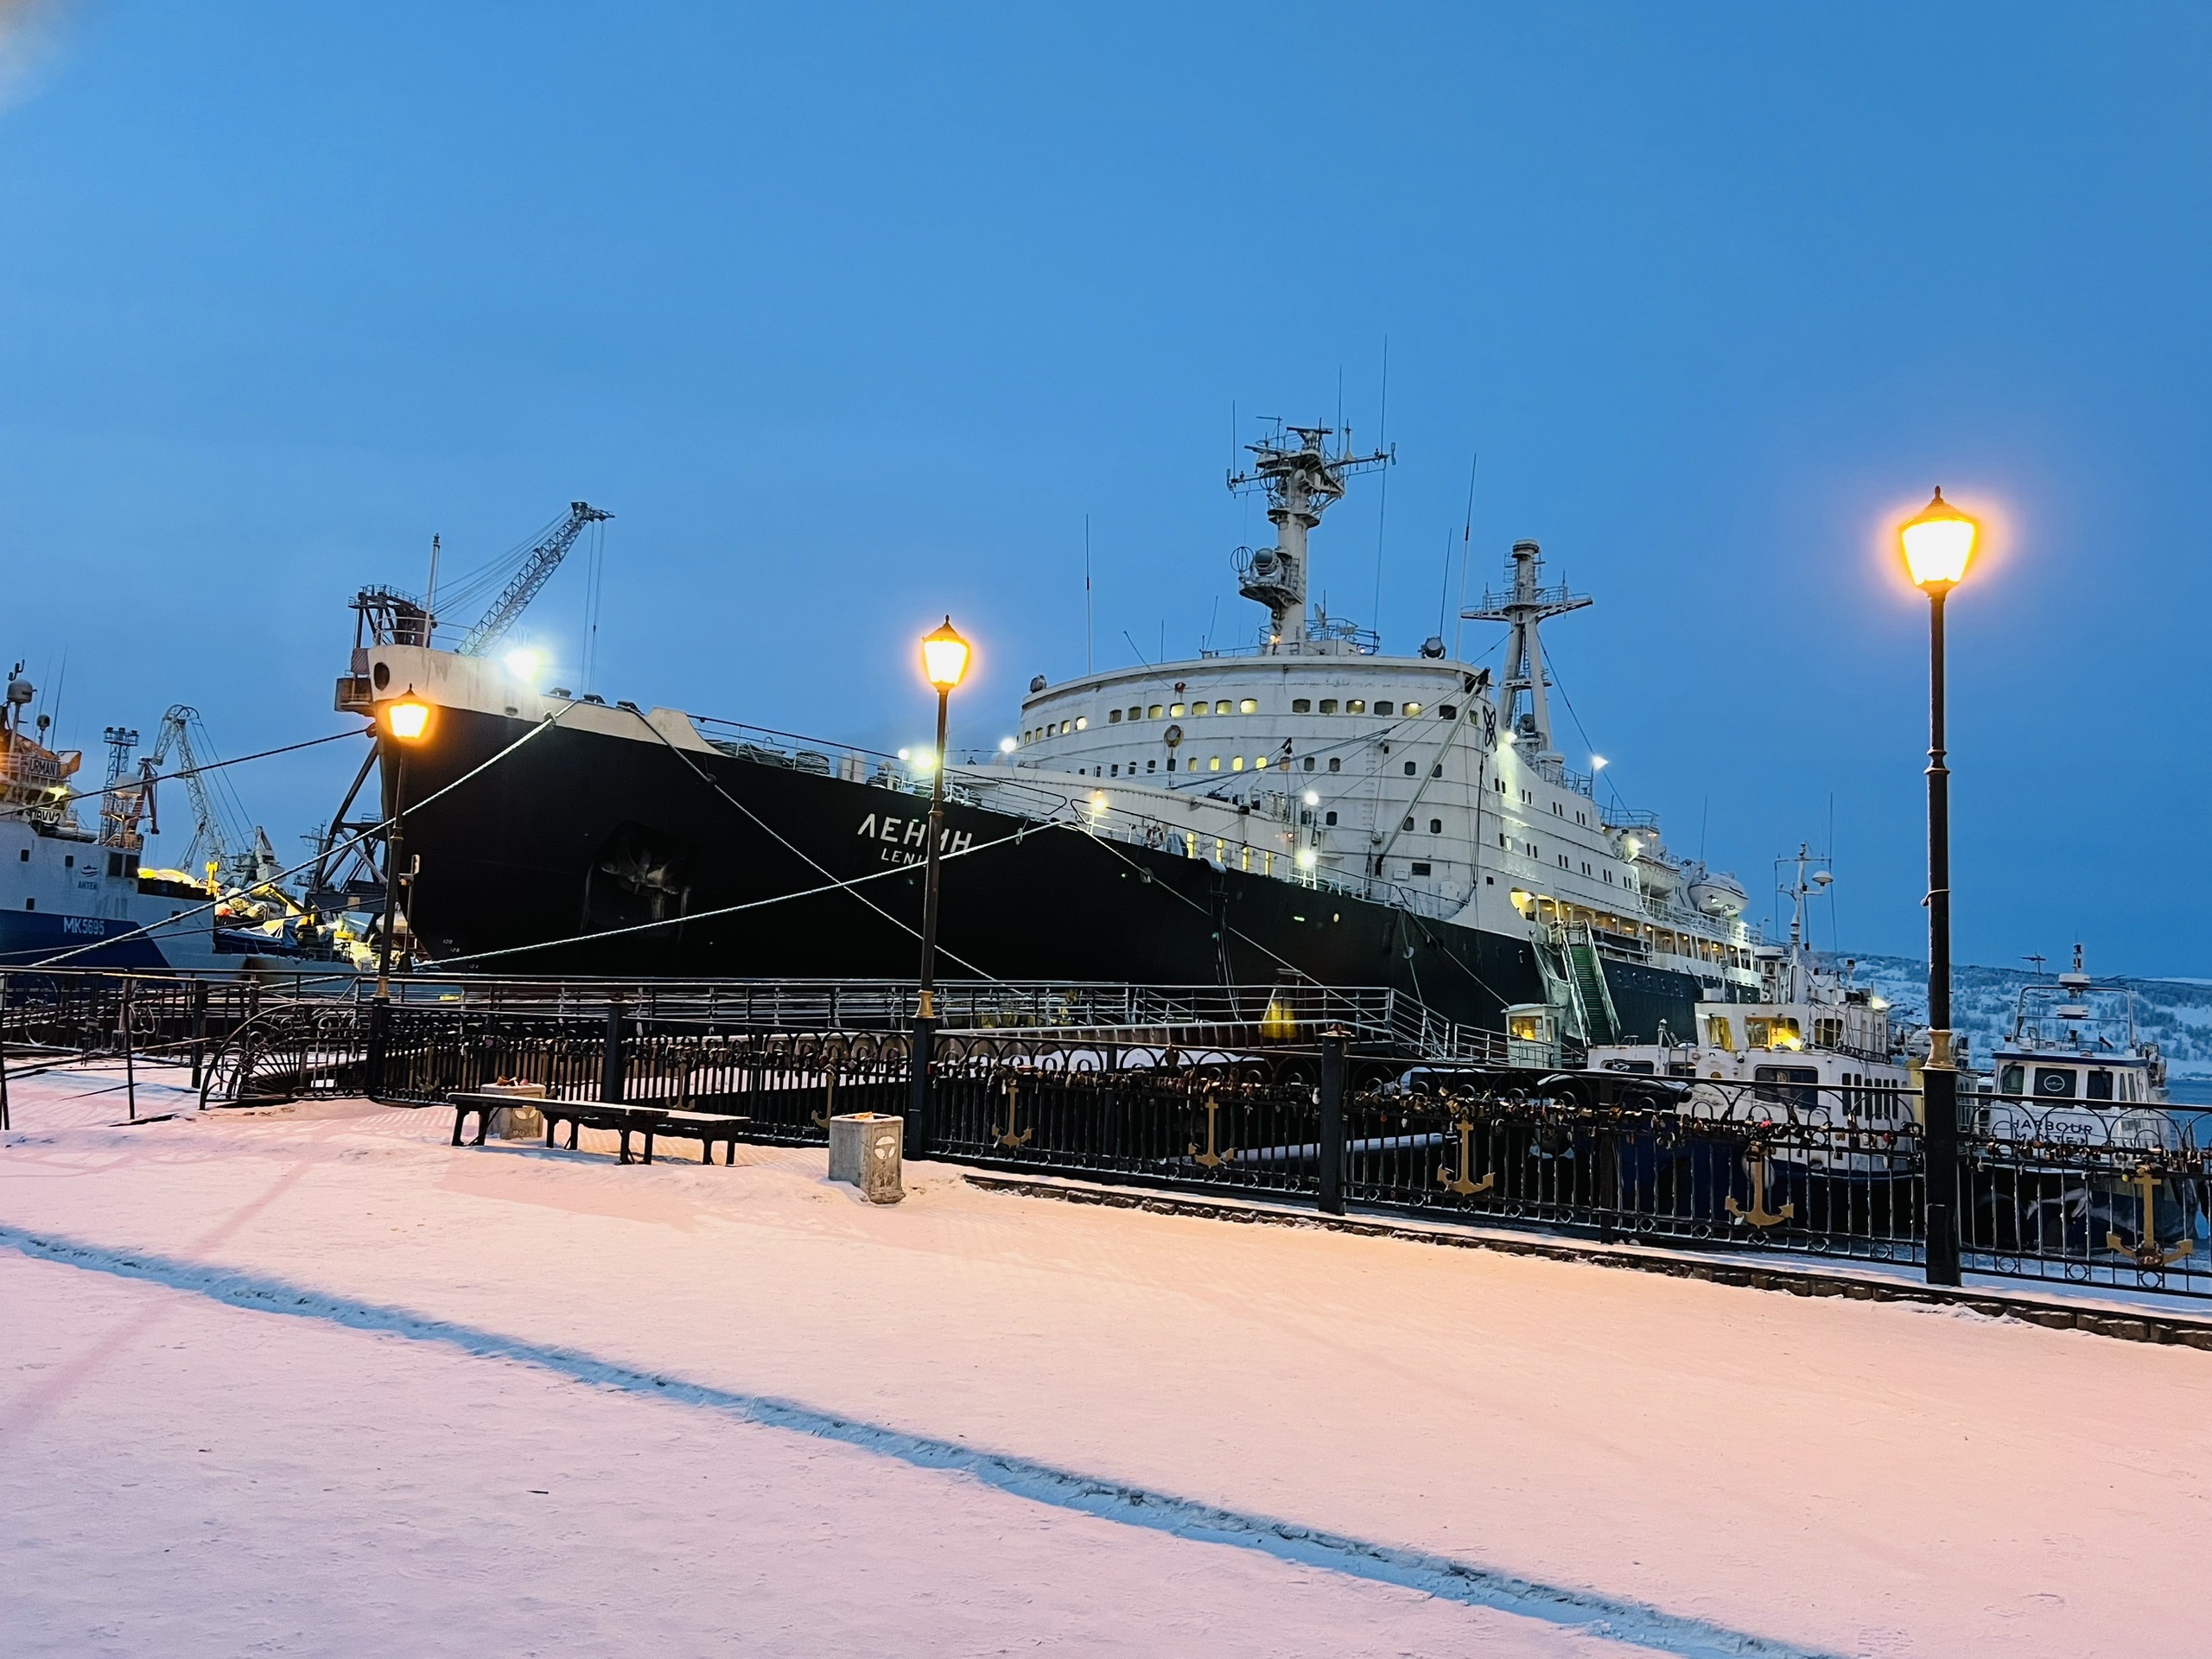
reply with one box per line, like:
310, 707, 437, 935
0, 1222, 1840, 1659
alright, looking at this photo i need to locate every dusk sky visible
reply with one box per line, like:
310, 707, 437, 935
2, 3, 2206, 972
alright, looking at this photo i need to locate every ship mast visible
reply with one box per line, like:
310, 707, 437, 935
1462, 540, 1590, 764
1227, 423, 1390, 652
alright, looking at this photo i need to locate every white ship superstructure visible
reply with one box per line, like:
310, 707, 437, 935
987, 423, 1759, 1035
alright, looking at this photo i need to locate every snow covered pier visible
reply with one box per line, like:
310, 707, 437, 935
4, 1063, 2205, 1655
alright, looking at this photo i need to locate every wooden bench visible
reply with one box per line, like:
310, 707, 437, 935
453, 1093, 751, 1166
538, 1100, 670, 1164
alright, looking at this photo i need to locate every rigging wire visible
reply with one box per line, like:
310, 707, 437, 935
16, 710, 573, 969
0, 728, 361, 826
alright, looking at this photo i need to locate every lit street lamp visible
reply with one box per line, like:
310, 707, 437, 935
908, 618, 971, 1144
369, 692, 434, 1095
1901, 486, 1976, 1287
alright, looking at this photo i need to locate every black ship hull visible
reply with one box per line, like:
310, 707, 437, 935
385, 707, 1700, 1036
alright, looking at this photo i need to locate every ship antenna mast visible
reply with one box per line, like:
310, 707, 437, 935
1227, 421, 1390, 652
1462, 540, 1591, 761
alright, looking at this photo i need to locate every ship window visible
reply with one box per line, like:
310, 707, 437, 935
1147, 759, 1156, 773
1347, 699, 1366, 714
16, 848, 25, 861
1128, 707, 1141, 721
1814, 1017, 1843, 1049
1109, 764, 1119, 776
1239, 698, 1258, 714
1499, 834, 1509, 848
1148, 704, 1163, 719
1411, 861, 1431, 876
1215, 700, 1231, 715
1438, 703, 1455, 719
2086, 1069, 2113, 1100
1375, 701, 1394, 715
1231, 756, 1244, 771
1109, 709, 1122, 723
1605, 870, 1613, 883
1255, 753, 1269, 768
23, 898, 32, 911
1302, 757, 1315, 771
1325, 810, 1338, 826
1292, 698, 1312, 713
1559, 854, 1569, 868
1165, 757, 1176, 772
1404, 702, 1421, 716
1402, 760, 1415, 776
2033, 1066, 2076, 1098
1075, 717, 1088, 731
1430, 818, 1442, 834
1170, 703, 1185, 717
1999, 1064, 2024, 1095
64, 855, 73, 868
1707, 1016, 1735, 1052
1319, 699, 1338, 714
1402, 817, 1414, 831
1745, 1017, 1802, 1052
1209, 756, 1221, 772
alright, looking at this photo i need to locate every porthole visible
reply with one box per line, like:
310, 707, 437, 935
1402, 817, 1414, 831
1215, 700, 1231, 715
1148, 704, 1164, 719
1209, 756, 1222, 772
1231, 756, 1245, 771
1328, 757, 1341, 772
1346, 699, 1366, 714
1325, 810, 1338, 826
1302, 756, 1315, 771
1128, 706, 1142, 721
1239, 698, 1258, 714
1402, 761, 1416, 776
1170, 702, 1185, 717
1075, 716, 1088, 731
1376, 701, 1394, 715
1292, 698, 1312, 714
1438, 703, 1456, 719
1429, 818, 1442, 834
1319, 699, 1338, 714
1404, 702, 1421, 716
1109, 709, 1122, 723
372, 661, 391, 690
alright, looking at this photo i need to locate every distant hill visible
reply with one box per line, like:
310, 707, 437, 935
1840, 953, 2212, 1080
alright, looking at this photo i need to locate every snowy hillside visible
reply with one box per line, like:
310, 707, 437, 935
1841, 953, 2212, 1081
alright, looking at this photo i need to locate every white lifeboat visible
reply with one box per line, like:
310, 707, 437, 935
1687, 871, 1749, 918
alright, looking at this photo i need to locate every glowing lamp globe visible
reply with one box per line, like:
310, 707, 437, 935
921, 617, 971, 692
1900, 487, 1977, 592
384, 698, 433, 742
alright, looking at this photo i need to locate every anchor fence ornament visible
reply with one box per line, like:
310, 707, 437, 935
1436, 1110, 1496, 1197
1189, 1094, 1236, 1167
1725, 1145, 1796, 1229
993, 1075, 1035, 1149
2107, 1163, 2192, 1269
810, 1064, 840, 1129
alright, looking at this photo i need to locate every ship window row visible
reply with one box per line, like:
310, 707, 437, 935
1105, 699, 1262, 724
1285, 698, 1429, 717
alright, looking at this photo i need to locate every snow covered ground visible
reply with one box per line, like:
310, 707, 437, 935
4, 1063, 2205, 1656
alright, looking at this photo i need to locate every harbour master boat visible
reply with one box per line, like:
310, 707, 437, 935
340, 422, 1764, 1039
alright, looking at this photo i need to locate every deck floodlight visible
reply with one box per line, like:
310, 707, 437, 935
921, 617, 971, 692
1900, 486, 1977, 591
384, 696, 433, 742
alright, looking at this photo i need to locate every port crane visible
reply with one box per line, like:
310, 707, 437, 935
322, 499, 613, 923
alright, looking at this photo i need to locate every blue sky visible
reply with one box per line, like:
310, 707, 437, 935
2, 3, 2207, 972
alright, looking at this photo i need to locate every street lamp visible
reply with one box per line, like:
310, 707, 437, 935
908, 618, 970, 1144
370, 692, 434, 1096
1901, 486, 1976, 1287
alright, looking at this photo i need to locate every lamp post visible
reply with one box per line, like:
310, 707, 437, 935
1900, 486, 1977, 1287
369, 693, 433, 1095
907, 618, 971, 1147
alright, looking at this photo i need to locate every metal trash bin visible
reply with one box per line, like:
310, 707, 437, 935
829, 1112, 904, 1205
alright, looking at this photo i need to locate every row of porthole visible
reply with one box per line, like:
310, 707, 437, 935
1027, 695, 1455, 745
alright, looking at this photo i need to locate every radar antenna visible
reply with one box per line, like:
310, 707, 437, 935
1227, 423, 1390, 652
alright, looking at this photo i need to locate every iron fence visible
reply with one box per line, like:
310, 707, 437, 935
21, 969, 2211, 1303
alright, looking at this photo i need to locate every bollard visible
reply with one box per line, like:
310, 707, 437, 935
600, 996, 626, 1103
829, 1112, 905, 1205
1318, 1027, 1346, 1217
